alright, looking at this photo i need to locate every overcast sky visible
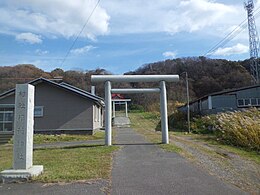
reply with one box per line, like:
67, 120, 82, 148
0, 0, 259, 73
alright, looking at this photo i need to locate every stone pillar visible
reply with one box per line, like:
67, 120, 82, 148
1, 84, 43, 183
13, 84, 35, 169
160, 81, 169, 144
105, 81, 112, 146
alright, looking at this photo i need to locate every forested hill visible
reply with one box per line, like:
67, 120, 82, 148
0, 57, 252, 110
125, 57, 252, 97
0, 64, 111, 95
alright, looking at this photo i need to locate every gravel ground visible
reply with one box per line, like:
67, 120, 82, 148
172, 135, 260, 195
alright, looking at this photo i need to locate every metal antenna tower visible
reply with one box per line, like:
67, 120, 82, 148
245, 0, 260, 84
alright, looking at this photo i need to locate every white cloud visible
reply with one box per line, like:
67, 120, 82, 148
0, 0, 109, 39
163, 51, 177, 58
211, 43, 249, 56
15, 32, 42, 44
35, 49, 49, 55
0, 0, 245, 39
102, 0, 240, 35
70, 45, 96, 55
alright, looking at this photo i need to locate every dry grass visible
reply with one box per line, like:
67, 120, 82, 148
192, 108, 260, 151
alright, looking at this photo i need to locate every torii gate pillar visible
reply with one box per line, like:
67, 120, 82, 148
160, 81, 168, 144
105, 81, 112, 146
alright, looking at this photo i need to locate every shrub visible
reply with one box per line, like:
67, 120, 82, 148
215, 108, 260, 151
129, 104, 145, 112
167, 110, 197, 131
168, 111, 187, 130
191, 115, 218, 134
191, 108, 260, 151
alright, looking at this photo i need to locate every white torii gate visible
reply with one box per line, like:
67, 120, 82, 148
112, 98, 131, 118
91, 75, 179, 146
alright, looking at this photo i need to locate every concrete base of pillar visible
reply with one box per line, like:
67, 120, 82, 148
0, 165, 43, 183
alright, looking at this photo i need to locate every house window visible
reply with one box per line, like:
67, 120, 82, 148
251, 98, 257, 106
237, 98, 260, 107
237, 99, 244, 107
244, 99, 251, 106
34, 106, 44, 117
0, 108, 14, 132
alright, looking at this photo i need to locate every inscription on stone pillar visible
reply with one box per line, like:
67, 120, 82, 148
13, 84, 35, 170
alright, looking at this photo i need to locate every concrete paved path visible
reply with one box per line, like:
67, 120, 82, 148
113, 116, 131, 127
0, 180, 109, 195
111, 127, 247, 195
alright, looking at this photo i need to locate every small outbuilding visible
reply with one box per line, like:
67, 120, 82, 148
0, 78, 104, 135
179, 84, 260, 115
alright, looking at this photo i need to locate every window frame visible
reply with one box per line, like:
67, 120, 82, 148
251, 98, 257, 106
237, 99, 244, 107
0, 109, 14, 132
237, 98, 260, 108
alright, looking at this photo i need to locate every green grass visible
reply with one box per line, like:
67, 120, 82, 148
34, 145, 118, 182
130, 112, 159, 131
0, 145, 13, 172
140, 112, 161, 120
9, 131, 105, 145
159, 144, 183, 153
129, 112, 183, 153
0, 144, 118, 182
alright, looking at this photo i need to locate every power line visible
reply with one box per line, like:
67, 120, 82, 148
204, 8, 260, 56
204, 6, 260, 56
59, 0, 101, 66
204, 19, 247, 56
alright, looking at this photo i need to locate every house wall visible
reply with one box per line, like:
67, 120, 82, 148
189, 102, 199, 113
236, 86, 260, 98
92, 104, 103, 130
212, 95, 237, 109
201, 99, 208, 110
0, 82, 98, 134
34, 83, 94, 132
183, 86, 260, 115
198, 95, 237, 115
0, 95, 15, 104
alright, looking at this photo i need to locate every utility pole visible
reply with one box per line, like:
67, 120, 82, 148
185, 72, 191, 133
245, 0, 260, 84
180, 72, 191, 133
